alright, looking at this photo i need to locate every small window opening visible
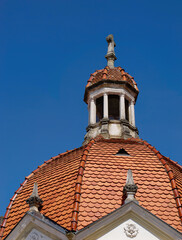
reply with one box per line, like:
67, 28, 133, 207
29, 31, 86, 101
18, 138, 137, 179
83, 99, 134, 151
116, 148, 130, 156
108, 95, 119, 120
96, 96, 103, 122
125, 99, 129, 121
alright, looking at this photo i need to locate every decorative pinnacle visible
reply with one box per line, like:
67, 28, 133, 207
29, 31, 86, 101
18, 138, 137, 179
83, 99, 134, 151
123, 169, 138, 204
105, 34, 117, 69
26, 182, 43, 212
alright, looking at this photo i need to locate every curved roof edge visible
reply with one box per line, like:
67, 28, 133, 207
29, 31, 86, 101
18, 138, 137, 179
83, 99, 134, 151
71, 137, 182, 231
0, 146, 84, 239
71, 138, 98, 231
140, 138, 182, 223
86, 66, 138, 91
1, 137, 182, 238
84, 66, 139, 104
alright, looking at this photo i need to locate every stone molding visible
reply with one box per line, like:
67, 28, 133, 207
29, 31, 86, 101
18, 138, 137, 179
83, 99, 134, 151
89, 86, 135, 103
75, 202, 182, 240
4, 202, 182, 240
84, 80, 138, 103
84, 119, 139, 144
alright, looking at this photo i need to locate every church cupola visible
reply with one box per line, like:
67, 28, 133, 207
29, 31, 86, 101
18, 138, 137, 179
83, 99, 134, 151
83, 35, 139, 144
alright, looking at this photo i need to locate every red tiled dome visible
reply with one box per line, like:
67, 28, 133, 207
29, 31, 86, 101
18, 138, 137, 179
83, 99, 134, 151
1, 137, 182, 239
84, 66, 139, 103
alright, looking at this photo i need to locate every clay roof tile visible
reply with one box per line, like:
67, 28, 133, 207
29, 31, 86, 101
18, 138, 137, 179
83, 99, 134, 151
1, 138, 182, 239
84, 67, 139, 103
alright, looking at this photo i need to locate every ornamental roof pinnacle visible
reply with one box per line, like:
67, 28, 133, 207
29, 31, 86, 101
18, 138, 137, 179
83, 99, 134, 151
123, 169, 138, 204
26, 182, 43, 212
105, 34, 117, 69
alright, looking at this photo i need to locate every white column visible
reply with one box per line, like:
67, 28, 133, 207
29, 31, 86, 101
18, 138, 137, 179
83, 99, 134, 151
120, 94, 125, 120
103, 93, 108, 119
89, 98, 96, 124
88, 103, 90, 125
129, 100, 135, 126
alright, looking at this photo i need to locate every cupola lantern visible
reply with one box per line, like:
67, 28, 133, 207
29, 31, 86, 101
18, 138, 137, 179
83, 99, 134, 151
83, 35, 139, 144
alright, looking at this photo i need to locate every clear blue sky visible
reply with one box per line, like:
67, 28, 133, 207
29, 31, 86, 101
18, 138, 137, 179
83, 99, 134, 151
0, 0, 182, 216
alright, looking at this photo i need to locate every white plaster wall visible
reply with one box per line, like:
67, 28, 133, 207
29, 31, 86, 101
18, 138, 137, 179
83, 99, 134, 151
97, 219, 160, 240
26, 228, 53, 240
109, 123, 121, 137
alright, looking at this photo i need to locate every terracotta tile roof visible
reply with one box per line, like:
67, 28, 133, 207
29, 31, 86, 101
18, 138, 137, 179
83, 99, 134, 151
84, 66, 139, 102
0, 147, 84, 239
163, 156, 182, 205
77, 138, 182, 232
1, 138, 182, 239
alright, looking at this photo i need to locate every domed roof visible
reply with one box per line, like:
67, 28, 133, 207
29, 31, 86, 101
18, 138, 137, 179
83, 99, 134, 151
84, 66, 139, 103
1, 137, 182, 239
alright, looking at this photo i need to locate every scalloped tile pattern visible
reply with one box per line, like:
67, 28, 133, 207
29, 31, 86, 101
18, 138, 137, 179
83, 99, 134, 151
1, 138, 182, 239
86, 67, 138, 92
78, 139, 182, 232
164, 156, 182, 199
1, 147, 84, 239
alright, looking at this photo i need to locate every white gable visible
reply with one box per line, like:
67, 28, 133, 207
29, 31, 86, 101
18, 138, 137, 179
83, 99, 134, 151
5, 203, 182, 240
97, 219, 159, 240
76, 202, 182, 240
5, 211, 68, 240
26, 228, 52, 240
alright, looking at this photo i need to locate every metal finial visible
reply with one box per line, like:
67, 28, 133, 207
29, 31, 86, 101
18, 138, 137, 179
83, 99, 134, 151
105, 34, 117, 69
26, 182, 43, 212
123, 169, 138, 204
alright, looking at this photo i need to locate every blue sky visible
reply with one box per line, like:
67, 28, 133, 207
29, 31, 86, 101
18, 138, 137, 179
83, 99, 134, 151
0, 0, 182, 216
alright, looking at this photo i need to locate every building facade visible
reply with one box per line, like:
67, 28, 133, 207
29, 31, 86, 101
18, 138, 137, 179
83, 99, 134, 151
0, 35, 182, 240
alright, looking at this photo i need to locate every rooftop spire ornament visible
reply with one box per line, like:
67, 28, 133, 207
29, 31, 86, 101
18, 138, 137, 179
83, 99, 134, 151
123, 169, 138, 204
26, 182, 43, 212
105, 34, 117, 68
